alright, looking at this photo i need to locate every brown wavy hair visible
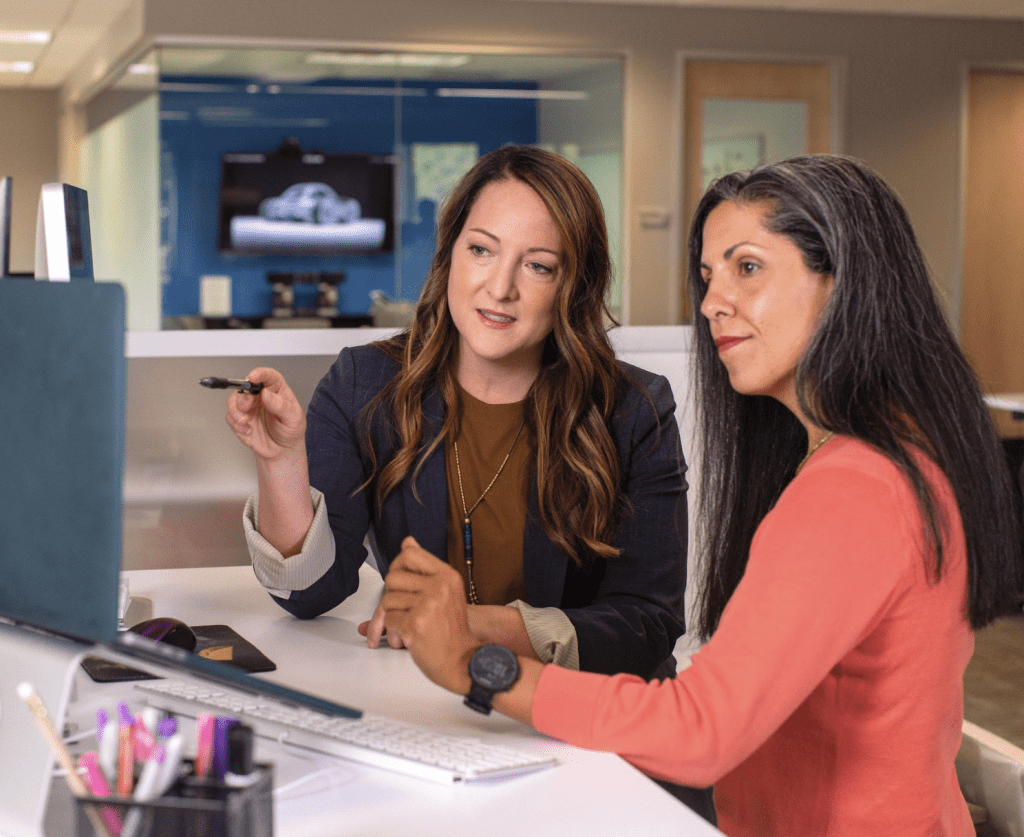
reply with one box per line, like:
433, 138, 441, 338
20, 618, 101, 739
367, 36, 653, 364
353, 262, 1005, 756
365, 145, 626, 564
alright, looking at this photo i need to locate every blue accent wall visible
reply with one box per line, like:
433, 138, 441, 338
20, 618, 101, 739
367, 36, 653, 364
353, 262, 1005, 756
159, 77, 538, 319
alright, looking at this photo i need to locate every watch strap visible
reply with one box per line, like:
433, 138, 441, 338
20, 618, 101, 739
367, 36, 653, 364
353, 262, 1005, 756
464, 682, 495, 715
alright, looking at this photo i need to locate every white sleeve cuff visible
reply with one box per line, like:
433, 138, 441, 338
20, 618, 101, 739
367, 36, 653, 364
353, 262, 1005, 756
244, 487, 336, 595
506, 601, 580, 670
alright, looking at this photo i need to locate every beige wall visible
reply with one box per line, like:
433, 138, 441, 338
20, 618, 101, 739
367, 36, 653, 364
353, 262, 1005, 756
60, 0, 1024, 327
0, 89, 60, 274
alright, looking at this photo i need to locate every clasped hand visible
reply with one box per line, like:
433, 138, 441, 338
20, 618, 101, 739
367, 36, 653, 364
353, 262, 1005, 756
378, 536, 477, 696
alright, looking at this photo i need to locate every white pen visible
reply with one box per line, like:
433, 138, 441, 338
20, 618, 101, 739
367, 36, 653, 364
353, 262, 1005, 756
154, 733, 184, 797
134, 746, 166, 802
120, 745, 166, 837
98, 716, 119, 785
140, 707, 162, 738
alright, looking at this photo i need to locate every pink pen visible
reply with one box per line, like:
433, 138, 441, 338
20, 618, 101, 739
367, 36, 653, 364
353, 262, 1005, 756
78, 752, 124, 834
133, 717, 157, 762
194, 713, 215, 780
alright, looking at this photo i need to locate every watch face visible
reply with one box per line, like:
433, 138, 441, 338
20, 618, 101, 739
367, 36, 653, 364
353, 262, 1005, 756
469, 645, 519, 691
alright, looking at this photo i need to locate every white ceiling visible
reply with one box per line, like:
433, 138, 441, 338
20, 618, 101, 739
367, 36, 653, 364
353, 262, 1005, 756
0, 0, 136, 88
2, 0, 1022, 90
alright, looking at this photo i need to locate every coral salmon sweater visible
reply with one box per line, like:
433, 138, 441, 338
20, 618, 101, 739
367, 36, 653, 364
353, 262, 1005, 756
532, 437, 974, 836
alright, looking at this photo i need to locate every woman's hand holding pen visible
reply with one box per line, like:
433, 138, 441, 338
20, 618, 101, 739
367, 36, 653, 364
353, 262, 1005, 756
226, 367, 313, 557
224, 367, 305, 462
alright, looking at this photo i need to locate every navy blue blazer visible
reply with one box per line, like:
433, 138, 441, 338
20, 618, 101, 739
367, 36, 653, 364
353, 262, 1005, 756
273, 342, 688, 679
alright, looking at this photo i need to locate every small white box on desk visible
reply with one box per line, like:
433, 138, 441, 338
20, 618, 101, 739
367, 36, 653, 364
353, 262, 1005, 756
200, 275, 232, 317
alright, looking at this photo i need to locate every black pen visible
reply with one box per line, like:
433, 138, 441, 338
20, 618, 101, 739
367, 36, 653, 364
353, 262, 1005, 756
199, 377, 264, 394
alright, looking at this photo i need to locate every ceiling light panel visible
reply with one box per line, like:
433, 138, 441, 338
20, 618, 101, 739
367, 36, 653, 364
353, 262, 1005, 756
0, 31, 51, 44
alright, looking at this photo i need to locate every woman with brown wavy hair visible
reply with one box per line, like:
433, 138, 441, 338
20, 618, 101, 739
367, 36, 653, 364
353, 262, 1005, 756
225, 145, 688, 684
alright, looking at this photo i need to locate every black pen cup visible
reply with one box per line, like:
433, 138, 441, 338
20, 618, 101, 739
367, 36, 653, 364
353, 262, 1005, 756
74, 762, 273, 837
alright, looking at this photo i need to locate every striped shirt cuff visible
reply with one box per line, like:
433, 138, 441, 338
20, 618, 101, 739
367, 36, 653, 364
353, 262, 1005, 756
244, 487, 335, 596
507, 600, 580, 670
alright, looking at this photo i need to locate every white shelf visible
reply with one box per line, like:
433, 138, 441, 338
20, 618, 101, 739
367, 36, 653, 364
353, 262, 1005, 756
126, 327, 402, 358
126, 325, 694, 358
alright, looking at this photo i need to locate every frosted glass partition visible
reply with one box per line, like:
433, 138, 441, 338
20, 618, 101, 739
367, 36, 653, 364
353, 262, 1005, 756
80, 47, 623, 331
79, 52, 161, 332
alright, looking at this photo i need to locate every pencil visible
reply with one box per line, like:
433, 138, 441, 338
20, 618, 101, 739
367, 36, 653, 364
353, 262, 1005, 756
17, 682, 87, 795
17, 682, 115, 837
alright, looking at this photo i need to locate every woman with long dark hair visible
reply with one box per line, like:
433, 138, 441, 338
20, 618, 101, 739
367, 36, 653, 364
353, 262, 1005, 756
382, 154, 1024, 836
226, 145, 688, 682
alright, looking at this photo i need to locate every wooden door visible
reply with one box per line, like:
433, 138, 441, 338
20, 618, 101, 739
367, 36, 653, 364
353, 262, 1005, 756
962, 69, 1024, 439
681, 60, 832, 321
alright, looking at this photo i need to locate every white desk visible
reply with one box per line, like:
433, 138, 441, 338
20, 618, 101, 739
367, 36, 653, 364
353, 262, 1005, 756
86, 564, 721, 836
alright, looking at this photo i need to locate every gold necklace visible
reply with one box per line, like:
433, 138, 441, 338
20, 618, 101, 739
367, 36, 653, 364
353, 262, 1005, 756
453, 422, 526, 605
796, 431, 835, 475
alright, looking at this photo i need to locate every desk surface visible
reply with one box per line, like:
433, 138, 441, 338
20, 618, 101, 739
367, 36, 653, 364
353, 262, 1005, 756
102, 564, 721, 836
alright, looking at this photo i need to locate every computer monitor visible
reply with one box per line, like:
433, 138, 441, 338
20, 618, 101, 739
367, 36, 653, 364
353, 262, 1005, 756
0, 176, 11, 277
0, 280, 125, 642
34, 183, 94, 281
0, 279, 124, 837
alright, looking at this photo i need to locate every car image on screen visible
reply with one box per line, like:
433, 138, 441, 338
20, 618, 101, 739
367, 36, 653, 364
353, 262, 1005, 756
259, 183, 362, 225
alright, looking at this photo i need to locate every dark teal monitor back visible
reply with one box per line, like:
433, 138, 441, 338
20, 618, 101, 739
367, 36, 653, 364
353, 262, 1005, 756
0, 280, 125, 642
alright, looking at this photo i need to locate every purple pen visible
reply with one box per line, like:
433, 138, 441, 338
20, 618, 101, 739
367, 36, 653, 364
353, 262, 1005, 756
158, 716, 178, 740
212, 717, 237, 780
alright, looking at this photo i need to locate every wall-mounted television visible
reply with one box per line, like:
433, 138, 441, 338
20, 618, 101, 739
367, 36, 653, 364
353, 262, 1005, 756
217, 142, 396, 256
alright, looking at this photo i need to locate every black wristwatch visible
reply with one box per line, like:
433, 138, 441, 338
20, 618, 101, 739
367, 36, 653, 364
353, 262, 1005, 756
464, 644, 520, 715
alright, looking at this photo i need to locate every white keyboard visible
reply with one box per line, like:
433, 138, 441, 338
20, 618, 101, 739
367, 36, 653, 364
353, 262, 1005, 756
135, 678, 557, 784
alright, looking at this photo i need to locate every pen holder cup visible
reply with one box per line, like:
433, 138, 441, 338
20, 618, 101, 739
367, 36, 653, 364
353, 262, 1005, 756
74, 763, 273, 837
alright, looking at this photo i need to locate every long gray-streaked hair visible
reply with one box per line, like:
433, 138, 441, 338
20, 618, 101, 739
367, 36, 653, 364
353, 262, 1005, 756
687, 154, 1022, 639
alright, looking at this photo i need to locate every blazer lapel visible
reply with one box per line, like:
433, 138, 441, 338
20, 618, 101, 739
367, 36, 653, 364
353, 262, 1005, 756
401, 384, 448, 561
522, 487, 567, 607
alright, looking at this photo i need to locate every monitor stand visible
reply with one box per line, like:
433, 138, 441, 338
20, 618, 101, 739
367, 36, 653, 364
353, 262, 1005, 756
0, 622, 86, 837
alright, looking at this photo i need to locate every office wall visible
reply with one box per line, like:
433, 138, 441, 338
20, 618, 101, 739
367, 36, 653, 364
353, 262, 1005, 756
66, 0, 1024, 327
0, 89, 60, 275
